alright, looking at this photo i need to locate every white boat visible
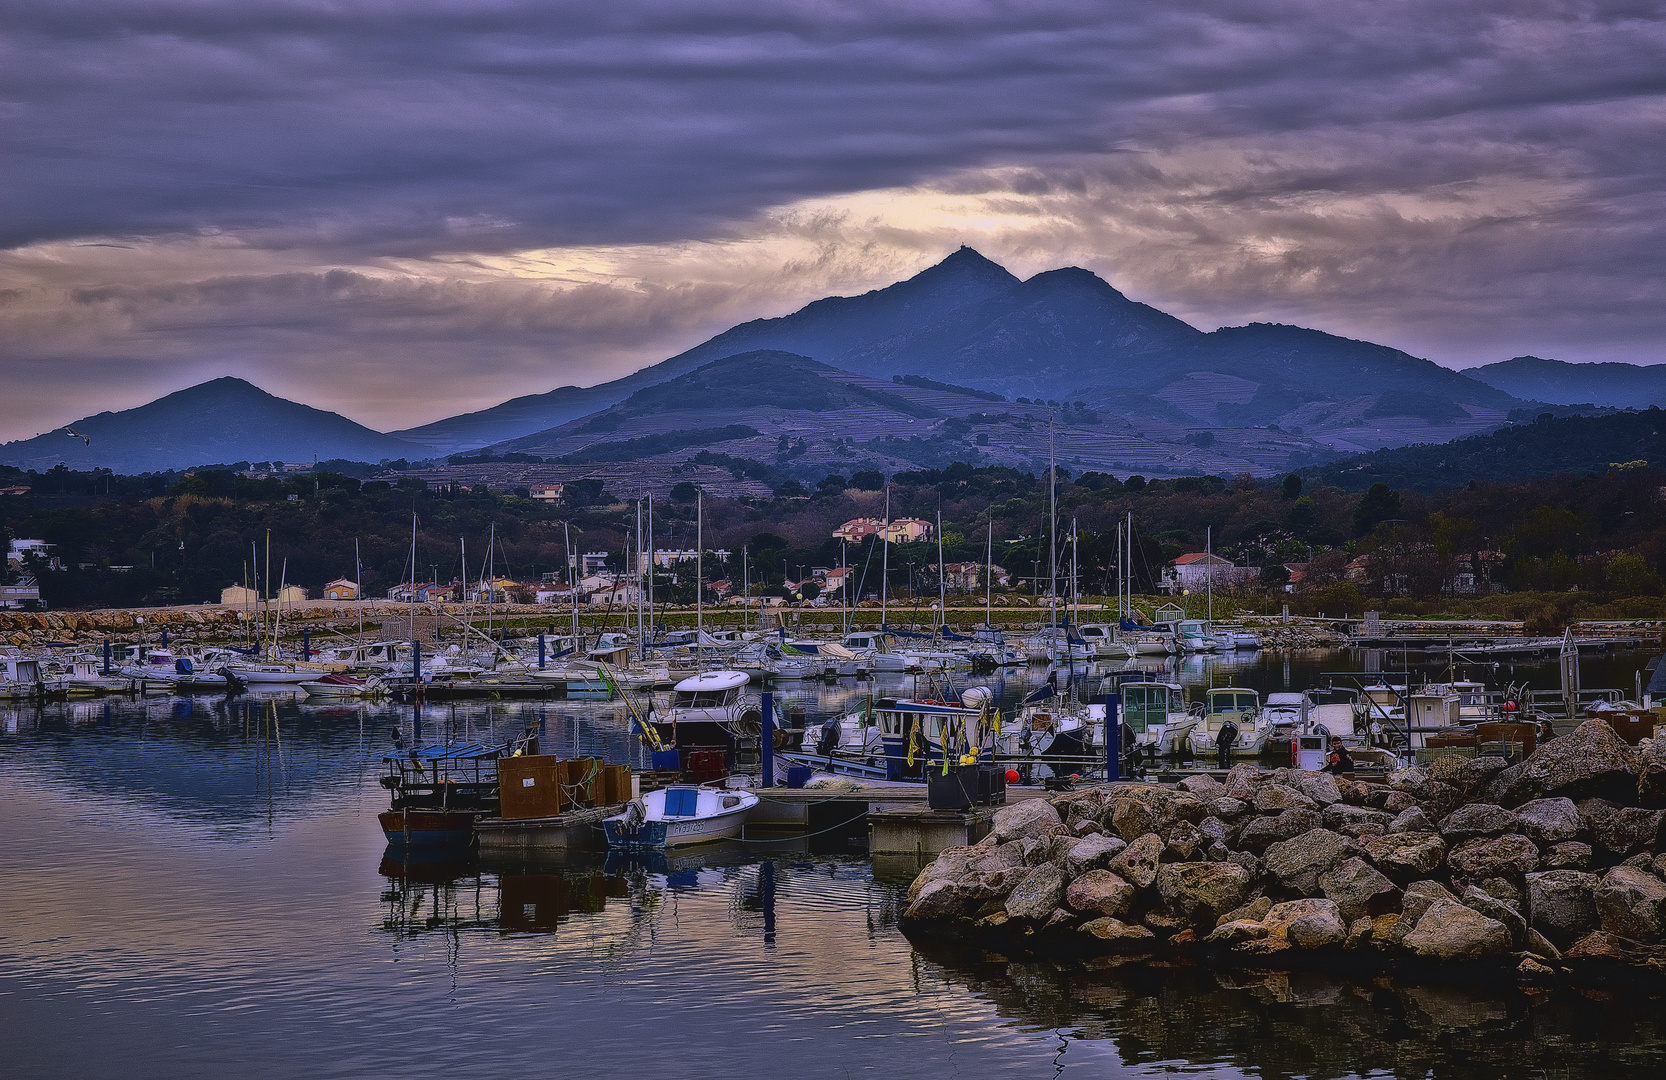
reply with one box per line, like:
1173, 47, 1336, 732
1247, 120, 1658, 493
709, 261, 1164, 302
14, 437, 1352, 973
603, 785, 758, 848
1115, 679, 1199, 756
228, 663, 319, 684
1187, 686, 1267, 756
1076, 623, 1135, 659
299, 672, 387, 698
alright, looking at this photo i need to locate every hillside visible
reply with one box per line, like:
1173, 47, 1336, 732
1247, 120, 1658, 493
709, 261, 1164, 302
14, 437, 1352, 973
1468, 356, 1666, 409
394, 247, 1525, 456
0, 377, 423, 474
479, 350, 1334, 481
1303, 408, 1666, 492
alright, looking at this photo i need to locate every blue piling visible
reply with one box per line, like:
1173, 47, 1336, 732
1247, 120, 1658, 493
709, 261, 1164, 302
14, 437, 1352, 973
302, 628, 310, 662
760, 692, 775, 787
538, 633, 546, 669
1104, 692, 1121, 783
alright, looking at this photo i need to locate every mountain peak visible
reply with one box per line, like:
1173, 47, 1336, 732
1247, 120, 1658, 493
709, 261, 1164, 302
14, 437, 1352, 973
909, 246, 1020, 289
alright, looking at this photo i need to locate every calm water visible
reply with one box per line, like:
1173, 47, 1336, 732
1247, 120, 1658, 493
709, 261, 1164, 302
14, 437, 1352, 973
4, 649, 1666, 1079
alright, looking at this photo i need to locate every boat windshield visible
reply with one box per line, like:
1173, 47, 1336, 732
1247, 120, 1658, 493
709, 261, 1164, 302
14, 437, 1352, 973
674, 690, 733, 708
1209, 691, 1258, 714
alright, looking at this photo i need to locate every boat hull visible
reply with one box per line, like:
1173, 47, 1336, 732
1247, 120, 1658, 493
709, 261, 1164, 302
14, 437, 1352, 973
380, 809, 477, 847
603, 803, 751, 849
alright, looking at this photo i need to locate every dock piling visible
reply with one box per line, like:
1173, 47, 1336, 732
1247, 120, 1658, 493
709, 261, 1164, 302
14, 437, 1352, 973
761, 691, 775, 787
1104, 692, 1120, 782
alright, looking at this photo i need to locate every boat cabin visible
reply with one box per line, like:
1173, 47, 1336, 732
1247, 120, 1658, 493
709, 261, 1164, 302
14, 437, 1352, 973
1120, 681, 1185, 735
872, 695, 990, 780
842, 631, 892, 653
1205, 687, 1259, 723
670, 670, 749, 711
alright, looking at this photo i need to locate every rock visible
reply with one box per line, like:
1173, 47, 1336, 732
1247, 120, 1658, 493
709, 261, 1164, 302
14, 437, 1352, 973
1217, 895, 1273, 927
1474, 877, 1525, 906
1226, 850, 1260, 877
1364, 832, 1448, 881
1388, 806, 1435, 834
1403, 899, 1513, 960
1110, 798, 1159, 840
1224, 762, 1264, 800
1262, 898, 1344, 939
1324, 804, 1394, 832
1439, 803, 1522, 842
1380, 790, 1419, 815
1235, 936, 1295, 956
1254, 784, 1318, 814
1346, 916, 1375, 949
1211, 797, 1250, 819
1142, 910, 1188, 937
904, 879, 968, 922
1065, 870, 1137, 919
1236, 809, 1323, 854
1566, 930, 1639, 961
992, 799, 1064, 844
1004, 863, 1068, 922
1043, 907, 1080, 932
1155, 861, 1254, 930
1391, 880, 1460, 943
1595, 866, 1666, 941
1525, 928, 1562, 961
1206, 841, 1231, 862
1107, 833, 1164, 889
1515, 797, 1583, 846
1525, 870, 1601, 947
1291, 771, 1344, 807
1080, 916, 1156, 944
1461, 885, 1527, 948
1064, 833, 1126, 875
1070, 820, 1103, 837
1022, 834, 1074, 866
952, 869, 1021, 904
1320, 857, 1403, 922
1638, 762, 1666, 807
1494, 719, 1642, 806
1447, 834, 1540, 881
1517, 956, 1555, 980
1288, 908, 1349, 950
908, 845, 980, 901
1389, 766, 1434, 800
1197, 816, 1229, 848
1653, 853, 1666, 880
970, 842, 1026, 873
1589, 808, 1666, 861
1163, 820, 1204, 862
1178, 774, 1226, 799
1205, 919, 1270, 944
1455, 756, 1511, 794
1371, 912, 1403, 943
1339, 822, 1388, 842
1541, 841, 1592, 870
1264, 829, 1357, 896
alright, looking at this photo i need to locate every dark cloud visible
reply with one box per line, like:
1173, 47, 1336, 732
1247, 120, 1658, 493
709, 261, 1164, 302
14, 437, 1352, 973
2, 0, 1665, 437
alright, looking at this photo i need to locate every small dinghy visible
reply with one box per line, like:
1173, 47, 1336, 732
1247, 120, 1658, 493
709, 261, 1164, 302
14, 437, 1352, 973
300, 671, 385, 698
603, 785, 757, 849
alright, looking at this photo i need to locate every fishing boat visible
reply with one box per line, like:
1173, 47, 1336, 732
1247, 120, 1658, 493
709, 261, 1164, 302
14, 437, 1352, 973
379, 740, 514, 848
602, 785, 758, 849
1114, 677, 1199, 756
871, 690, 996, 781
227, 662, 318, 684
1186, 686, 1267, 757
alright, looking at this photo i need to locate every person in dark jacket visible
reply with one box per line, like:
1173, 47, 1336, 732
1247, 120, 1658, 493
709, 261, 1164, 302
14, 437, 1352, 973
1326, 736, 1355, 773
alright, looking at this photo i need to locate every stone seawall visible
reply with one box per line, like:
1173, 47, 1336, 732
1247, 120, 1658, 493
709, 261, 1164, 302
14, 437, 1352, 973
901, 719, 1666, 980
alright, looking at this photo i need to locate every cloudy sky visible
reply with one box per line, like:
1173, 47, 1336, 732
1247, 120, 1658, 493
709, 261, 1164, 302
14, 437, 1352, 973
3, 0, 1664, 441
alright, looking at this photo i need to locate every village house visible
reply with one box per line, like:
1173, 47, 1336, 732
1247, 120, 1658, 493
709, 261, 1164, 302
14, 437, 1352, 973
220, 584, 258, 606
1161, 552, 1258, 594
387, 582, 452, 603
926, 562, 1011, 591
832, 517, 934, 543
322, 578, 359, 600
529, 484, 564, 502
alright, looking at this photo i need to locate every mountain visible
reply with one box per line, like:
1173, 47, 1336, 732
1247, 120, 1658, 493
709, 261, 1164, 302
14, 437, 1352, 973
475, 350, 1334, 481
390, 246, 1022, 454
397, 247, 1525, 457
1468, 356, 1666, 409
1302, 408, 1666, 492
0, 377, 423, 474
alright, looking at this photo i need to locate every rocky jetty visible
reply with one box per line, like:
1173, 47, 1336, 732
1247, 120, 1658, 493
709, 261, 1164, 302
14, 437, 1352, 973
901, 719, 1666, 980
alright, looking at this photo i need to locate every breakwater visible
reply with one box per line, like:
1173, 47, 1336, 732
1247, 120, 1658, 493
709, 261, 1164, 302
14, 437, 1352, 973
901, 719, 1666, 980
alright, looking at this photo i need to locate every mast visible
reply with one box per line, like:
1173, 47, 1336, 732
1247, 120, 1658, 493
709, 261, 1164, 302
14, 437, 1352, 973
354, 538, 363, 648
264, 530, 271, 659
564, 520, 578, 646
407, 511, 417, 650
646, 493, 654, 642
1048, 416, 1058, 635
1207, 525, 1213, 625
742, 545, 750, 633
636, 499, 644, 656
936, 503, 946, 639
880, 484, 890, 631
985, 518, 993, 629
695, 486, 703, 646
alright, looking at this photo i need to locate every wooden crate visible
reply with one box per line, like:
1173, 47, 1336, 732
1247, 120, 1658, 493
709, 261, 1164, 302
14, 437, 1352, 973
601, 764, 631, 804
563, 757, 603, 807
498, 755, 566, 820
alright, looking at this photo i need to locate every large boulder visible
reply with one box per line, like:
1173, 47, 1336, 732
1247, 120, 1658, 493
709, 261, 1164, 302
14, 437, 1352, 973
1319, 857, 1403, 922
971, 841, 1027, 874
1262, 898, 1343, 939
1079, 916, 1156, 944
1514, 798, 1583, 846
1446, 834, 1540, 881
1065, 833, 1126, 875
1264, 829, 1357, 897
1364, 832, 1448, 882
1004, 862, 1068, 922
1224, 762, 1264, 800
1155, 861, 1254, 930
1403, 899, 1513, 960
1163, 820, 1204, 862
904, 879, 969, 922
1324, 804, 1395, 832
1236, 809, 1323, 854
1065, 869, 1138, 918
908, 845, 980, 902
992, 799, 1063, 844
1460, 885, 1527, 948
1288, 907, 1349, 950
1595, 865, 1666, 941
1525, 869, 1601, 947
1211, 796, 1250, 819
1491, 719, 1642, 806
1254, 784, 1317, 814
1290, 771, 1344, 807
1588, 807, 1666, 862
1178, 774, 1227, 799
1439, 803, 1522, 843
1107, 833, 1164, 889
1388, 806, 1435, 834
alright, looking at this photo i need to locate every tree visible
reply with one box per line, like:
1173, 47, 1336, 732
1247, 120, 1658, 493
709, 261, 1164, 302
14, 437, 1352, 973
850, 470, 885, 491
1281, 473, 1302, 500
1352, 482, 1403, 536
1607, 552, 1663, 596
669, 481, 699, 503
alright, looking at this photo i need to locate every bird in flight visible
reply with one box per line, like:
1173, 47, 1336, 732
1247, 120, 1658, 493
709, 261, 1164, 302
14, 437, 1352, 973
64, 426, 89, 445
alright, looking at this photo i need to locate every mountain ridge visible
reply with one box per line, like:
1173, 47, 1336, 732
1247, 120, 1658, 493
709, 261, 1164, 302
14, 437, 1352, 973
1468, 356, 1666, 409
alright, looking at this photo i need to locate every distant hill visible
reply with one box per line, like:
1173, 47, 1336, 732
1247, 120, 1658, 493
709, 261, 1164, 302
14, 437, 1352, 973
1303, 408, 1666, 492
0, 377, 423, 474
484, 350, 1336, 482
396, 247, 1524, 457
1468, 356, 1666, 409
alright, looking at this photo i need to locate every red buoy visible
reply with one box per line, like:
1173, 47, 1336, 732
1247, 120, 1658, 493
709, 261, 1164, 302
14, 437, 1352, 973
1005, 769, 1020, 784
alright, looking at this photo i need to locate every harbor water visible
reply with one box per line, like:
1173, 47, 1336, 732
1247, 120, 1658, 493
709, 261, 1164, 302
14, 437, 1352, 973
5, 648, 1666, 1078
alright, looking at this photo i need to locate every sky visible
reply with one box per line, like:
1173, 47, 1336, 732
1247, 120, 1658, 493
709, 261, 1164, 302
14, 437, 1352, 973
3, 0, 1665, 441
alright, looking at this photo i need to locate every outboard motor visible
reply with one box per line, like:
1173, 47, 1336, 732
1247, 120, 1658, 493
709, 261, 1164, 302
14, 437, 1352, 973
816, 715, 841, 758
1216, 720, 1239, 770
